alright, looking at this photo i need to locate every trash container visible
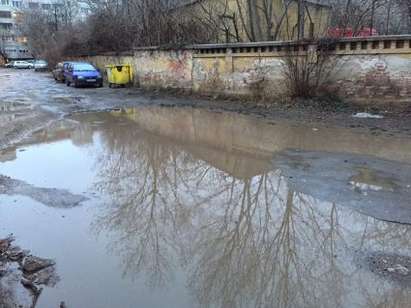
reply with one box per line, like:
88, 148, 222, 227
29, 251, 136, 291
106, 64, 133, 88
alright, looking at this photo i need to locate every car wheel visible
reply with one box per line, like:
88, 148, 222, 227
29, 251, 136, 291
74, 81, 79, 88
66, 80, 71, 87
97, 82, 103, 88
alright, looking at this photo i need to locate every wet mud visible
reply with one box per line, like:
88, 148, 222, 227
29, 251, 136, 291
365, 253, 411, 287
275, 150, 411, 224
0, 175, 87, 209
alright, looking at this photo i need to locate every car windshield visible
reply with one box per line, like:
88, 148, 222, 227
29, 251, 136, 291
73, 64, 96, 71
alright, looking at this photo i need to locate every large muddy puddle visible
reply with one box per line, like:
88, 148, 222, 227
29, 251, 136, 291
1, 106, 411, 307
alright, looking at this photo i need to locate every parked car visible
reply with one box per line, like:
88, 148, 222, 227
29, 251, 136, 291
62, 62, 75, 82
327, 27, 379, 38
13, 61, 34, 69
53, 61, 74, 82
34, 60, 48, 71
5, 61, 15, 68
52, 62, 64, 81
65, 62, 103, 88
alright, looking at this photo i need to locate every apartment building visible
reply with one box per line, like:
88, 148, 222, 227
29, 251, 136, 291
0, 0, 90, 63
0, 0, 27, 61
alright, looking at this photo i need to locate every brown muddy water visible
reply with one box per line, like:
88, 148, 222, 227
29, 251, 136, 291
1, 106, 411, 308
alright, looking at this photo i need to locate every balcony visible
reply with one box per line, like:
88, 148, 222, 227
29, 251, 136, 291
0, 18, 13, 25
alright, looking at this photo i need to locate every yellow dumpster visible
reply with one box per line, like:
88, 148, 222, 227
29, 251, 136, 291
106, 64, 133, 88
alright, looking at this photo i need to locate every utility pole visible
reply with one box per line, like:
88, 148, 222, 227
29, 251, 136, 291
297, 0, 305, 40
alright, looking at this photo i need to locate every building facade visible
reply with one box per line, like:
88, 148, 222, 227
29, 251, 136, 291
0, 0, 90, 63
179, 0, 330, 43
0, 0, 31, 62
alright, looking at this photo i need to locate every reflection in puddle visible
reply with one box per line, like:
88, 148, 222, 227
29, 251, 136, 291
1, 107, 411, 307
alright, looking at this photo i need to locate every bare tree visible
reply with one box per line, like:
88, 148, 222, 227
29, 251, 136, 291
327, 0, 410, 35
191, 0, 299, 43
19, 1, 84, 65
297, 0, 305, 39
282, 39, 338, 99
399, 0, 411, 33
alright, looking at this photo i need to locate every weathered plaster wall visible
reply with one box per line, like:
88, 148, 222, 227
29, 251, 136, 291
131, 49, 193, 89
329, 54, 411, 104
192, 54, 287, 99
78, 36, 411, 106
78, 49, 193, 90
192, 52, 411, 104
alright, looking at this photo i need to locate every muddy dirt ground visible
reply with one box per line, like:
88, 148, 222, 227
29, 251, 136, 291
2, 69, 411, 152
1, 68, 411, 307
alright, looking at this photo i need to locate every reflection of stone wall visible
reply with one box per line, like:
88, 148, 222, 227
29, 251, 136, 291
121, 106, 411, 164
75, 36, 411, 105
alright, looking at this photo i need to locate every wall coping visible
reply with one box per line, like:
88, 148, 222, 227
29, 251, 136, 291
189, 35, 411, 50
73, 35, 411, 57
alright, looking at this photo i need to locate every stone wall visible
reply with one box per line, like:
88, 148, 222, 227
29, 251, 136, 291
77, 36, 411, 106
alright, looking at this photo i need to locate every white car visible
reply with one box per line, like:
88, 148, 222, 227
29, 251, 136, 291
13, 61, 34, 69
5, 61, 15, 68
34, 60, 48, 71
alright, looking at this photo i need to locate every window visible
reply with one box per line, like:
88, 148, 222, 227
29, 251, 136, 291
28, 2, 39, 9
0, 11, 12, 18
41, 3, 51, 10
0, 22, 12, 30
73, 63, 96, 71
12, 1, 21, 7
1, 0, 10, 6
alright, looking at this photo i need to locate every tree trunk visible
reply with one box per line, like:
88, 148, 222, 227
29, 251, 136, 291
297, 0, 305, 40
246, 0, 257, 41
385, 0, 392, 35
370, 0, 376, 36
408, 1, 411, 33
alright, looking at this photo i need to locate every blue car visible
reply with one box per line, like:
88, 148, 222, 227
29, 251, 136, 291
65, 62, 103, 88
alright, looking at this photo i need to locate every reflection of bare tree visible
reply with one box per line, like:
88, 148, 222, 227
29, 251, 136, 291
90, 113, 411, 307
94, 127, 195, 286
189, 174, 348, 308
